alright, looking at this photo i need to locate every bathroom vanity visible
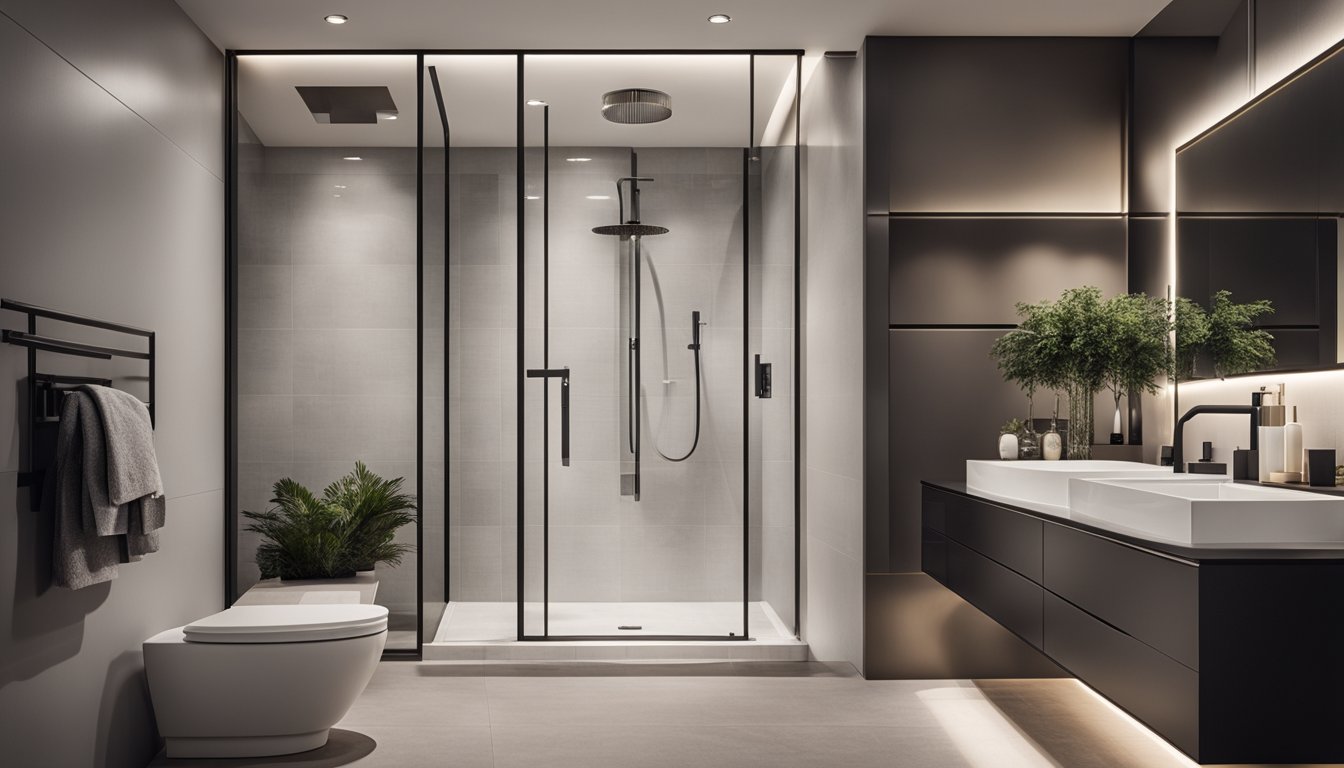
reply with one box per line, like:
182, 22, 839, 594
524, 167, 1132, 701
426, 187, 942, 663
923, 466, 1344, 765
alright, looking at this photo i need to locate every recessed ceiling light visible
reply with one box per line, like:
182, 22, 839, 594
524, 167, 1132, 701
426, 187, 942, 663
708, 13, 731, 24
526, 99, 547, 107
566, 157, 591, 163
334, 184, 347, 189
333, 194, 342, 198
586, 195, 611, 200
324, 14, 348, 24
342, 156, 362, 161
526, 195, 541, 200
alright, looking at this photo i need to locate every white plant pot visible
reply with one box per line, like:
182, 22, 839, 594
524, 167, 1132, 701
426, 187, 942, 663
999, 433, 1019, 461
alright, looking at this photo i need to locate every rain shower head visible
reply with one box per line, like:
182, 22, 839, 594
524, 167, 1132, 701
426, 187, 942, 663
601, 88, 672, 124
593, 175, 668, 236
592, 223, 669, 237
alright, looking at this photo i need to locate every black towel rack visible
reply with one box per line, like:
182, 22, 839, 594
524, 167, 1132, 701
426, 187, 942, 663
2, 298, 155, 510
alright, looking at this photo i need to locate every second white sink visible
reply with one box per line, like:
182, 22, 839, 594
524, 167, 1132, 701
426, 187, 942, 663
1069, 478, 1344, 545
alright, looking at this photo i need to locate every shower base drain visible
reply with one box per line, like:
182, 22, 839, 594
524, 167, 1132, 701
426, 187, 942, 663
617, 625, 643, 631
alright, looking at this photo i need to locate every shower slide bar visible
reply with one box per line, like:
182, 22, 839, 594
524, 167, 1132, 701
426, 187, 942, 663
526, 367, 570, 466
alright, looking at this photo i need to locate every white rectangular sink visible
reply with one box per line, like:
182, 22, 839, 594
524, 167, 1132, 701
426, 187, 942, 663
966, 459, 1178, 513
1070, 478, 1344, 545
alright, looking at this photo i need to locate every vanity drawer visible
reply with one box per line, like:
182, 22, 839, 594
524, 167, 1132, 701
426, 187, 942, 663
922, 528, 949, 585
1043, 524, 1199, 670
921, 485, 948, 534
1044, 592, 1200, 759
949, 541, 1044, 649
944, 493, 1043, 583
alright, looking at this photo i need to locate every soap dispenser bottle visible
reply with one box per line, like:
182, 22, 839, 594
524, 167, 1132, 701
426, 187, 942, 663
1283, 405, 1303, 482
1258, 385, 1287, 481
1042, 396, 1063, 461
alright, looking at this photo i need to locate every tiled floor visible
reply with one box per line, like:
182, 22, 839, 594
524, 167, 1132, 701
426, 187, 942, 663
148, 660, 1325, 768
425, 601, 807, 661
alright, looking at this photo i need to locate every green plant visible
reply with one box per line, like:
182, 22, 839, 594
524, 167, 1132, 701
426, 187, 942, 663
243, 462, 417, 580
1099, 292, 1173, 426
1174, 297, 1211, 380
1001, 418, 1025, 435
1205, 290, 1275, 378
993, 287, 1172, 459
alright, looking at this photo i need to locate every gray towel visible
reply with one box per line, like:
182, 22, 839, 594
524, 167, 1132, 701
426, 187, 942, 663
83, 384, 165, 533
51, 386, 165, 589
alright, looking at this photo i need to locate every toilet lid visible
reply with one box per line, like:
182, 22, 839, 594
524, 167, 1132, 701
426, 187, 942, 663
183, 604, 389, 644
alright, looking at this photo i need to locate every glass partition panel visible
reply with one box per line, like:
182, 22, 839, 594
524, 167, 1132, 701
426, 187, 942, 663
520, 54, 750, 638
234, 54, 420, 651
753, 54, 800, 637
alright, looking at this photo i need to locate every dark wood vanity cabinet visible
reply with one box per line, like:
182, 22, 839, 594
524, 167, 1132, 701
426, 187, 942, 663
922, 482, 1344, 765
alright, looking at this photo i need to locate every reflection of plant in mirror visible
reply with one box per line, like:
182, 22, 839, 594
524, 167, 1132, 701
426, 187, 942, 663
1174, 298, 1211, 380
1001, 418, 1025, 435
1206, 290, 1275, 379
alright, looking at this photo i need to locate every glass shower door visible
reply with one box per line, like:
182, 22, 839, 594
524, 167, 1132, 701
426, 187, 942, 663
518, 54, 751, 640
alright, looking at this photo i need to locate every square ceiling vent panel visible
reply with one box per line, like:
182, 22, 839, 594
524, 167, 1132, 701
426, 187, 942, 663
296, 86, 398, 124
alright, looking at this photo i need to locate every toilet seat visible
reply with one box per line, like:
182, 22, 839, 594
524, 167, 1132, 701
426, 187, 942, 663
184, 604, 388, 644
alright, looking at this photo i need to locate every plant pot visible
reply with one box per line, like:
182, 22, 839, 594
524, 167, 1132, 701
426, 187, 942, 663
998, 433, 1019, 460
281, 571, 356, 582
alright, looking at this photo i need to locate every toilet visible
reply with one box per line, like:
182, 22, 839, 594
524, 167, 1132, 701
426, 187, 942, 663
143, 604, 388, 758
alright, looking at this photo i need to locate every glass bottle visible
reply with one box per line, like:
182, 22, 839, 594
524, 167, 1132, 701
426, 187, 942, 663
1018, 396, 1040, 460
1042, 396, 1063, 461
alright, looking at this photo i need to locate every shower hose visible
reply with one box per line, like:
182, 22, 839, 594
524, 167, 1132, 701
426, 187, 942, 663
657, 331, 702, 463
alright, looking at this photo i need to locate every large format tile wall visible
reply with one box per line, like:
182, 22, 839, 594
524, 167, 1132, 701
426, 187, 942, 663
448, 146, 794, 621
236, 145, 420, 626
800, 55, 866, 672
0, 1, 224, 765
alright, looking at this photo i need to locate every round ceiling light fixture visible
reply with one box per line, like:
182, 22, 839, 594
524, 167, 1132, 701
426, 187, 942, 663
708, 13, 732, 24
526, 99, 547, 107
324, 14, 349, 24
601, 88, 672, 125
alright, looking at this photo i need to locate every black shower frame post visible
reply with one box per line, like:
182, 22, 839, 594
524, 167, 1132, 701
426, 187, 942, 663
743, 54, 754, 642
223, 49, 803, 651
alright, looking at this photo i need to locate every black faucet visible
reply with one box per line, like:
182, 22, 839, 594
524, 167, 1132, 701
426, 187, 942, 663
1172, 405, 1258, 473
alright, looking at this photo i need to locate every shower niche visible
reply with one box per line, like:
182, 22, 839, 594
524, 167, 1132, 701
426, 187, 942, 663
230, 50, 800, 654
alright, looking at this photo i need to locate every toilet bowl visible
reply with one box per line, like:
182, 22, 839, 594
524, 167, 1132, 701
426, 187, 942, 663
143, 604, 388, 758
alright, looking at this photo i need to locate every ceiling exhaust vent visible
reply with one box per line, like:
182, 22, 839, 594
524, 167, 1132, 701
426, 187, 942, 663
296, 86, 398, 124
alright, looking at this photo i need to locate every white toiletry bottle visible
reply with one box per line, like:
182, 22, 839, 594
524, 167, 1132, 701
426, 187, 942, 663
1258, 389, 1287, 481
1043, 397, 1063, 461
1283, 405, 1303, 481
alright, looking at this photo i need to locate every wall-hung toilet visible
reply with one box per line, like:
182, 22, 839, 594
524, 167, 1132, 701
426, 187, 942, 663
143, 604, 387, 758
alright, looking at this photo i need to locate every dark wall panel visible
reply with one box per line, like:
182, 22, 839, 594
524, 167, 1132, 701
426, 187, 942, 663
887, 329, 1028, 572
1129, 217, 1171, 300
871, 38, 1127, 214
1131, 38, 1220, 215
889, 218, 1127, 325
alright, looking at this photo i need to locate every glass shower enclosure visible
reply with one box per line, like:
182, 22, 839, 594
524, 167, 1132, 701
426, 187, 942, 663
230, 50, 799, 653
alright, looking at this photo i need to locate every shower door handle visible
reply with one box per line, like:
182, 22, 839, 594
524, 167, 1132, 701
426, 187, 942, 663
525, 367, 571, 467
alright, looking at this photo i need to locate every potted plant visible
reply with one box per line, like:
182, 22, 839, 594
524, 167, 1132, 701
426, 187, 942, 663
243, 461, 417, 581
1099, 292, 1172, 444
994, 287, 1173, 460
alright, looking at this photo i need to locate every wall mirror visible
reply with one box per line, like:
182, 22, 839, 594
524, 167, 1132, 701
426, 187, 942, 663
1174, 44, 1344, 381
